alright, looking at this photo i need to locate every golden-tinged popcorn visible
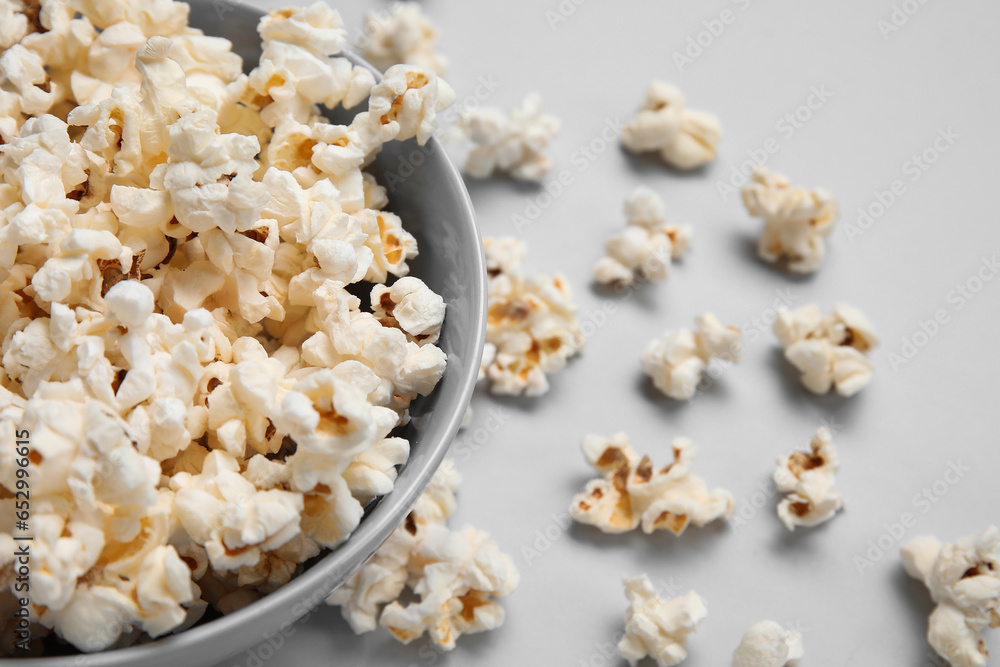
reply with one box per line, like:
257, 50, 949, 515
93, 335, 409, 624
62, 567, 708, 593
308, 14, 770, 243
773, 304, 878, 396
594, 186, 692, 287
774, 427, 843, 531
901, 527, 1000, 667
570, 433, 733, 536
732, 620, 804, 667
450, 94, 560, 182
0, 0, 453, 653
480, 236, 585, 396
742, 167, 838, 274
622, 81, 721, 170
618, 574, 706, 667
357, 2, 448, 76
641, 313, 742, 400
328, 460, 519, 649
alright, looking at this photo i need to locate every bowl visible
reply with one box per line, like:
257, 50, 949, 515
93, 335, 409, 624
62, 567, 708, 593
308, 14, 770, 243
11, 1, 485, 664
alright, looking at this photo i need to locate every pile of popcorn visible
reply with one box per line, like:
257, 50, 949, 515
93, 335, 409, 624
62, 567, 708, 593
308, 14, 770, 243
0, 0, 460, 654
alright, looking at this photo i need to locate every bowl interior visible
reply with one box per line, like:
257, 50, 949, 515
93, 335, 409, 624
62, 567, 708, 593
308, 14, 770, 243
14, 2, 484, 665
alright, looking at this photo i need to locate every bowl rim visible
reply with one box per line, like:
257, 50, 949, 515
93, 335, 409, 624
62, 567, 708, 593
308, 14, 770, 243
10, 2, 486, 664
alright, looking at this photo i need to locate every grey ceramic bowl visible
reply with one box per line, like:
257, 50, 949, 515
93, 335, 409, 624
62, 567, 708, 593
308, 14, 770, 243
11, 3, 484, 665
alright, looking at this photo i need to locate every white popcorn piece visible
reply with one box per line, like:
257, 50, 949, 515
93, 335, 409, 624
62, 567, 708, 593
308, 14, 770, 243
622, 81, 721, 170
570, 433, 733, 536
901, 527, 1000, 667
733, 620, 804, 667
357, 2, 448, 76
365, 64, 455, 146
328, 460, 518, 649
773, 303, 878, 396
642, 313, 742, 400
774, 427, 844, 531
480, 237, 585, 396
742, 167, 839, 274
618, 574, 707, 667
594, 187, 692, 287
249, 2, 375, 126
371, 277, 446, 346
451, 94, 560, 182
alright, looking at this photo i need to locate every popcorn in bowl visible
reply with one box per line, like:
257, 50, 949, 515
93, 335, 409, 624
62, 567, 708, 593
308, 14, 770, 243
0, 0, 460, 654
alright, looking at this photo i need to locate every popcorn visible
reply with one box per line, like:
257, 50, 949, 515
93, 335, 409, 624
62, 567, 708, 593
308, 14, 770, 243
365, 64, 455, 146
733, 620, 804, 667
570, 433, 733, 536
594, 186, 692, 287
618, 574, 706, 667
742, 167, 839, 273
450, 94, 560, 182
0, 0, 453, 653
773, 303, 878, 396
249, 3, 375, 126
641, 313, 742, 400
328, 460, 519, 649
901, 526, 1000, 667
774, 427, 844, 531
371, 277, 446, 346
480, 237, 585, 396
357, 3, 448, 76
622, 81, 721, 170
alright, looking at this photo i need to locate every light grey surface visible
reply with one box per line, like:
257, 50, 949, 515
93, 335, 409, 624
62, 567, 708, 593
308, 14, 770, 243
220, 1, 1000, 666
10, 2, 485, 665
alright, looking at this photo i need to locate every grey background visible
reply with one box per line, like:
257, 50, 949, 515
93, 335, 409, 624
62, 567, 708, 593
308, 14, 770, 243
227, 1, 1000, 665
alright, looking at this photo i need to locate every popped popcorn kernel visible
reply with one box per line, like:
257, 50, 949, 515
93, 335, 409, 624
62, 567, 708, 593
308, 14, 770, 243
901, 526, 1000, 667
742, 167, 839, 274
451, 94, 560, 182
622, 81, 721, 171
774, 427, 844, 531
479, 236, 584, 396
773, 303, 878, 396
357, 2, 448, 76
570, 433, 733, 536
641, 313, 742, 400
594, 186, 692, 288
733, 620, 804, 667
618, 574, 707, 667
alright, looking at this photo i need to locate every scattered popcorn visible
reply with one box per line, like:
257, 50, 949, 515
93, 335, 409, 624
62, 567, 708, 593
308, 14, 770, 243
622, 81, 721, 170
901, 526, 1000, 667
357, 3, 448, 76
0, 0, 454, 654
618, 574, 706, 667
594, 186, 692, 288
742, 167, 839, 273
773, 304, 878, 396
327, 460, 519, 649
641, 313, 742, 400
732, 620, 804, 667
451, 94, 560, 182
570, 433, 733, 536
774, 427, 844, 531
479, 237, 584, 396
